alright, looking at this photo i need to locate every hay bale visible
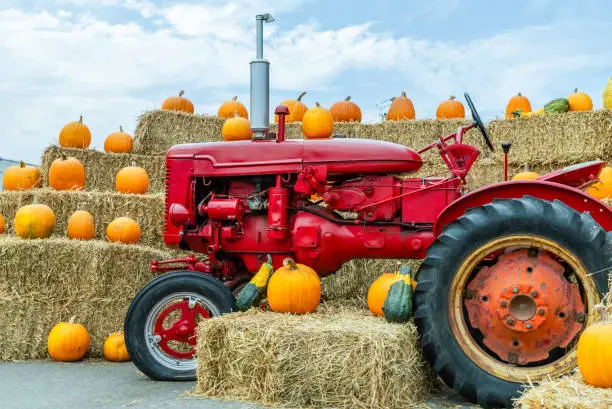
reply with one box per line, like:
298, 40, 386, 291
0, 236, 169, 360
40, 146, 166, 193
133, 110, 224, 155
514, 373, 612, 409
194, 308, 436, 409
488, 110, 612, 165
0, 189, 165, 249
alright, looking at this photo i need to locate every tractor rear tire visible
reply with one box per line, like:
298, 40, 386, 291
124, 271, 235, 381
414, 196, 611, 409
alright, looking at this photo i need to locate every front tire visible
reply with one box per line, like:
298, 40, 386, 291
414, 196, 611, 408
124, 271, 235, 381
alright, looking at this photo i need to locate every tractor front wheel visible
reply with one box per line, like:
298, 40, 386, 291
414, 196, 611, 408
124, 271, 235, 381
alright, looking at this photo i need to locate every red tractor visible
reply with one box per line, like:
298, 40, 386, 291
124, 93, 611, 408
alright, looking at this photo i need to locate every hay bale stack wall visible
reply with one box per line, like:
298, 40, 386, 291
40, 146, 166, 193
0, 189, 165, 249
195, 309, 436, 409
0, 237, 169, 360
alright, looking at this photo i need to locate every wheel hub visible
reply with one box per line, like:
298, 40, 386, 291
464, 249, 585, 365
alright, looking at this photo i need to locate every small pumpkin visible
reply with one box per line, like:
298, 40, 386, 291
436, 95, 465, 119
275, 91, 308, 123
218, 96, 248, 119
48, 156, 86, 191
2, 161, 41, 191
302, 102, 334, 139
267, 258, 321, 314
103, 331, 130, 362
386, 91, 415, 121
506, 93, 532, 119
14, 204, 56, 239
587, 166, 612, 199
59, 115, 91, 149
0, 214, 5, 235
568, 88, 593, 112
67, 210, 95, 240
47, 317, 90, 362
367, 265, 417, 317
236, 255, 273, 311
104, 126, 133, 153
330, 96, 362, 123
382, 265, 414, 323
522, 107, 545, 117
512, 171, 540, 181
106, 217, 141, 244
576, 304, 612, 388
161, 90, 194, 114
222, 111, 253, 141
115, 162, 149, 194
604, 75, 612, 110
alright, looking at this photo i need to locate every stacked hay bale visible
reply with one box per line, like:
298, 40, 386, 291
194, 308, 437, 409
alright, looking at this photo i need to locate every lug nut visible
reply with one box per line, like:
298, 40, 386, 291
576, 313, 586, 323
531, 290, 538, 297
538, 309, 545, 316
500, 301, 507, 308
526, 323, 533, 330
513, 287, 519, 294
506, 318, 515, 326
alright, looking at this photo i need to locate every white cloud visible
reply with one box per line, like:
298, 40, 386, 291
0, 2, 609, 163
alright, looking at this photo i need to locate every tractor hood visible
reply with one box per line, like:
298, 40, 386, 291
167, 138, 422, 177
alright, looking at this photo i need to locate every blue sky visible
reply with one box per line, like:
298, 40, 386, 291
1, 0, 610, 163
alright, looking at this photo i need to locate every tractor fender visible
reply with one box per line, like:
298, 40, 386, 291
434, 180, 612, 237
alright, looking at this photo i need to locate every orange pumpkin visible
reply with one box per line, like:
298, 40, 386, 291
505, 93, 532, 118
267, 258, 321, 314
367, 269, 417, 317
59, 115, 91, 149
115, 162, 149, 194
161, 90, 194, 114
0, 214, 5, 235
568, 88, 593, 112
14, 204, 56, 239
103, 331, 130, 362
275, 91, 308, 123
436, 96, 465, 119
48, 156, 86, 191
2, 161, 41, 191
222, 111, 253, 141
329, 96, 362, 123
47, 317, 90, 362
302, 102, 334, 139
218, 96, 248, 119
104, 126, 133, 153
386, 91, 415, 121
577, 305, 612, 387
66, 210, 95, 240
587, 166, 612, 199
106, 217, 141, 244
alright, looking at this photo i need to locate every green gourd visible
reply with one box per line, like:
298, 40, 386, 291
544, 98, 570, 114
235, 255, 273, 311
382, 265, 414, 323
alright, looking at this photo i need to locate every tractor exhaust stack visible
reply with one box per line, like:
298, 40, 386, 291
250, 13, 274, 140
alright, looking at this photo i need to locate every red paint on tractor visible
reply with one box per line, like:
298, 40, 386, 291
464, 249, 585, 364
153, 299, 210, 359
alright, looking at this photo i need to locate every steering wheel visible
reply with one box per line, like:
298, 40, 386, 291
464, 92, 494, 152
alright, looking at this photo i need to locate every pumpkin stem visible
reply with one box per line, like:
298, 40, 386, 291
119, 126, 123, 133
68, 315, 77, 324
345, 96, 351, 101
282, 258, 298, 270
517, 92, 522, 97
179, 90, 185, 97
232, 96, 238, 101
574, 88, 579, 93
20, 161, 26, 168
315, 102, 321, 108
233, 110, 240, 118
401, 91, 407, 98
131, 161, 137, 167
449, 95, 456, 101
297, 91, 307, 102
79, 115, 83, 124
